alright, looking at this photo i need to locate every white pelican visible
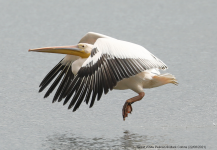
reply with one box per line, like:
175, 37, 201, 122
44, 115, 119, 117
29, 32, 178, 120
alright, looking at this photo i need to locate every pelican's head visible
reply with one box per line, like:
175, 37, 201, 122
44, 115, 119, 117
29, 43, 95, 58
77, 43, 95, 54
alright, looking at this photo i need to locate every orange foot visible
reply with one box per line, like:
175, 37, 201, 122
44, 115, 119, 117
122, 102, 133, 121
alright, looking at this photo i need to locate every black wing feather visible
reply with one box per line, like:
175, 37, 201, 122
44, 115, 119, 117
38, 47, 167, 112
39, 59, 75, 102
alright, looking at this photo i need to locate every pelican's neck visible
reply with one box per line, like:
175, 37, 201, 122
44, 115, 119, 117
71, 57, 87, 75
61, 55, 80, 65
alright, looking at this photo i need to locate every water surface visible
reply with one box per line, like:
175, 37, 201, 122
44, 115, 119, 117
0, 0, 217, 149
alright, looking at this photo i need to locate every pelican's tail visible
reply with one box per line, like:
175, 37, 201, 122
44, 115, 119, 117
153, 73, 178, 85
149, 73, 178, 88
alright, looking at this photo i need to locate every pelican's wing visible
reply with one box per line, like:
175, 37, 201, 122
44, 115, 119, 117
78, 32, 115, 44
38, 56, 80, 102
63, 38, 167, 111
39, 32, 111, 102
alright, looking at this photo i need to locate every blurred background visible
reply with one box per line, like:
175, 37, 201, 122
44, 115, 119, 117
0, 0, 217, 149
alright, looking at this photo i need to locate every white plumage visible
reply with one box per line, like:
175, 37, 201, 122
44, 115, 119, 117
29, 32, 178, 120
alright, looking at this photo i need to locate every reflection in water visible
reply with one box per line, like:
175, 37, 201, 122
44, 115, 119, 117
43, 130, 167, 149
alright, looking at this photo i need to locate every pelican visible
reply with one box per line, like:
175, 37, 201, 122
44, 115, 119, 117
29, 32, 178, 120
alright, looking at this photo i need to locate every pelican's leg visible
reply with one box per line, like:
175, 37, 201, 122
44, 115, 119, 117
122, 92, 145, 121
